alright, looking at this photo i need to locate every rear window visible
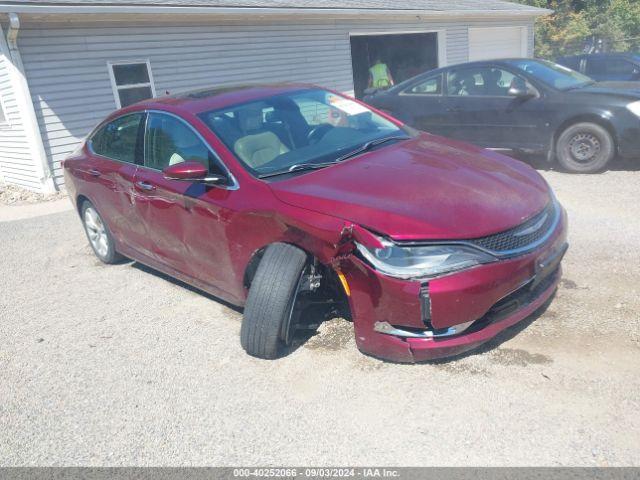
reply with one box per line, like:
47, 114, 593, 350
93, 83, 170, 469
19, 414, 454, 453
558, 56, 581, 71
587, 57, 637, 76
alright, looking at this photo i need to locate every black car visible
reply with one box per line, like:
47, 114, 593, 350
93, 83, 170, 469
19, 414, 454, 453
557, 53, 640, 82
365, 58, 640, 173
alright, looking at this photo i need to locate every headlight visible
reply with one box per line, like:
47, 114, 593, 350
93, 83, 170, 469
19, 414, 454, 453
627, 101, 640, 117
356, 238, 497, 279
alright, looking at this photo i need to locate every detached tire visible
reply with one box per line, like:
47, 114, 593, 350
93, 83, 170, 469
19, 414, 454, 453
240, 243, 308, 359
556, 122, 614, 173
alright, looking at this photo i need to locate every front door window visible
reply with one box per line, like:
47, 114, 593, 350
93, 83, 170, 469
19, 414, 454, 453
144, 113, 211, 170
447, 67, 528, 97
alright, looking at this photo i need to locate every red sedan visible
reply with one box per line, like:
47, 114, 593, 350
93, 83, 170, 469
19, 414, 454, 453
63, 84, 568, 363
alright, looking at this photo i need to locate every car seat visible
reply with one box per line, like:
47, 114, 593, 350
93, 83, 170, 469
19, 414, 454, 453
483, 69, 506, 96
233, 107, 289, 168
456, 72, 480, 96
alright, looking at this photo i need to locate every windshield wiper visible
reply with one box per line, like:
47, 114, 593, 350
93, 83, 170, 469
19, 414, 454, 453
334, 135, 410, 163
257, 135, 409, 179
258, 161, 337, 179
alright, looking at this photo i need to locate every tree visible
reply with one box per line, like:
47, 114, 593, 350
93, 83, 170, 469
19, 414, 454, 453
608, 0, 640, 50
514, 0, 640, 57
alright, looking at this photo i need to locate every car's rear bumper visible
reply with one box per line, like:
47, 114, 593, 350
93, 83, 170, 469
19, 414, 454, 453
340, 207, 568, 363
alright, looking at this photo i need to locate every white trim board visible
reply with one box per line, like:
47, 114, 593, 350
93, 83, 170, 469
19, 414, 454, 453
0, 5, 551, 17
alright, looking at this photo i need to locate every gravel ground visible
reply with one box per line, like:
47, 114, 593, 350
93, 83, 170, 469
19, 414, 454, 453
0, 167, 639, 466
0, 183, 66, 206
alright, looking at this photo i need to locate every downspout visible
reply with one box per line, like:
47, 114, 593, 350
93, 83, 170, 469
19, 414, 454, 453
4, 13, 56, 192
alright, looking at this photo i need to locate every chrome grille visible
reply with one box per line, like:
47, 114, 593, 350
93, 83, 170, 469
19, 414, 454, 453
469, 202, 557, 255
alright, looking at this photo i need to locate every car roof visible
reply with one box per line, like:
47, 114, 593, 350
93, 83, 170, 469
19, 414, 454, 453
415, 58, 540, 75
562, 52, 640, 60
128, 82, 319, 115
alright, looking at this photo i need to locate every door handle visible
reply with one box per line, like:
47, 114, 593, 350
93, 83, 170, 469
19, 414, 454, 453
88, 169, 101, 177
135, 181, 156, 192
446, 107, 463, 113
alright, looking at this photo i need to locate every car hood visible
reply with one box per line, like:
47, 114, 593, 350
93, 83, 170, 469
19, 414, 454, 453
268, 134, 551, 241
568, 81, 640, 99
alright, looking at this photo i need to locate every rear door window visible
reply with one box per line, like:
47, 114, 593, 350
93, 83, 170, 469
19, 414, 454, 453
90, 113, 144, 163
586, 57, 636, 77
404, 75, 442, 95
606, 59, 637, 76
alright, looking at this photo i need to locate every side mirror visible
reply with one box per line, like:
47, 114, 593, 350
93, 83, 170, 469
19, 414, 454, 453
163, 161, 226, 184
509, 82, 536, 99
363, 88, 380, 96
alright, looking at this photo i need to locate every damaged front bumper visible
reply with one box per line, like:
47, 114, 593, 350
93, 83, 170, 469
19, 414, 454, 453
373, 319, 474, 339
338, 208, 568, 363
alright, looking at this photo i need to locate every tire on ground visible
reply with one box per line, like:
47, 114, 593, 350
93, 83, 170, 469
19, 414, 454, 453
80, 200, 124, 264
556, 122, 614, 173
240, 243, 307, 359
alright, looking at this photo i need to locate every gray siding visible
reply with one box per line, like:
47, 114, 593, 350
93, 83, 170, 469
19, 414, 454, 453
18, 16, 536, 187
0, 48, 40, 189
527, 21, 535, 55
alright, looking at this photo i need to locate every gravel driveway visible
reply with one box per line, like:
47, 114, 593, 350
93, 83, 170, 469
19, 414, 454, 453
1, 168, 639, 466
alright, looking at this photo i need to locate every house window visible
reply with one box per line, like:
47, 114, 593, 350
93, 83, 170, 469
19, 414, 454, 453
108, 60, 156, 108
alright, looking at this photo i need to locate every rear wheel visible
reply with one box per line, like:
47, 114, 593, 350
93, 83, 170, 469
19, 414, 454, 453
81, 200, 123, 264
556, 122, 614, 173
240, 243, 308, 359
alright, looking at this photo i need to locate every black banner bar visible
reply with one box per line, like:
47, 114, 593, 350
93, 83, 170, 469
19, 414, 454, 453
0, 468, 638, 480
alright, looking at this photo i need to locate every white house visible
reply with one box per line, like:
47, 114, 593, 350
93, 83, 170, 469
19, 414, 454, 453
0, 0, 548, 192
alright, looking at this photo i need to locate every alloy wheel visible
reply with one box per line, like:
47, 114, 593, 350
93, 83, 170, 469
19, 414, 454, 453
84, 206, 109, 258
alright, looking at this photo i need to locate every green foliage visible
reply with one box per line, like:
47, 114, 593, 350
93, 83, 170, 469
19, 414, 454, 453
514, 0, 640, 57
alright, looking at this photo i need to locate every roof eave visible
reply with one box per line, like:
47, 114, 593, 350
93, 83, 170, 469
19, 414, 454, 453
0, 4, 552, 17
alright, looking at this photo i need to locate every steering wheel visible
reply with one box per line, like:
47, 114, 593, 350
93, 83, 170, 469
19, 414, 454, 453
307, 124, 334, 145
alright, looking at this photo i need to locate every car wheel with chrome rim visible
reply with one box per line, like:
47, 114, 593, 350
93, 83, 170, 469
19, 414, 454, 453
81, 200, 123, 264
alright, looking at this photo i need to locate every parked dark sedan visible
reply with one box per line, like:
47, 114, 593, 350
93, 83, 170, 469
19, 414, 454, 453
365, 58, 640, 173
557, 53, 640, 82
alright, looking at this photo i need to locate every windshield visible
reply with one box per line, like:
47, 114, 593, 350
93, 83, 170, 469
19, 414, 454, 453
198, 88, 407, 178
506, 59, 594, 90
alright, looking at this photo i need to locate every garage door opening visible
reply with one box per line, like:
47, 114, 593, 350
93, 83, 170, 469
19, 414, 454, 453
350, 32, 439, 99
